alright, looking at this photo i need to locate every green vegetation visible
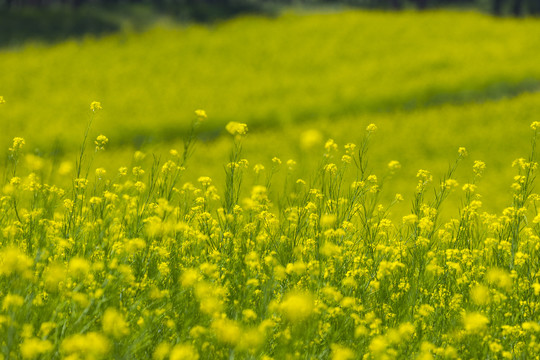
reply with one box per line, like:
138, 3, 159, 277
2, 9, 540, 359
2, 9, 540, 212
1, 104, 540, 359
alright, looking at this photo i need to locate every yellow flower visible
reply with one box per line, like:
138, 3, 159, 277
416, 169, 432, 182
279, 291, 314, 322
402, 214, 418, 225
20, 338, 53, 359
366, 123, 378, 132
195, 109, 207, 120
321, 214, 337, 228
253, 164, 265, 174
134, 151, 146, 162
522, 321, 540, 332
388, 160, 401, 172
90, 101, 102, 111
369, 335, 388, 356
532, 282, 540, 296
95, 168, 106, 178
473, 160, 486, 176
102, 308, 130, 338
61, 332, 110, 358
39, 322, 57, 337
286, 159, 296, 170
181, 268, 199, 287
463, 312, 489, 333
197, 176, 212, 186
486, 268, 512, 290
237, 327, 265, 351
44, 263, 67, 292
225, 121, 248, 136
2, 293, 24, 310
443, 179, 459, 189
69, 257, 90, 278
169, 343, 199, 360
325, 139, 338, 152
341, 155, 352, 164
470, 284, 491, 305
242, 309, 258, 321
0, 96, 5, 104
9, 137, 25, 153
0, 247, 33, 277
211, 318, 241, 345
331, 344, 355, 360
489, 342, 503, 353
153, 343, 171, 360
458, 147, 468, 157
95, 134, 108, 151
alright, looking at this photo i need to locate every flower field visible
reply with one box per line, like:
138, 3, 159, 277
2, 8, 540, 360
2, 10, 540, 214
1, 101, 540, 358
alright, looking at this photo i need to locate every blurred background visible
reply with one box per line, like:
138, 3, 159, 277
1, 0, 540, 47
1, 0, 540, 218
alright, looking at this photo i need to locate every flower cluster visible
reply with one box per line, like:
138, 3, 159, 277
1, 117, 540, 360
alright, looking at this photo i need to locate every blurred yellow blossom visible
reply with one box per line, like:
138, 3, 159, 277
169, 343, 199, 360
226, 122, 248, 136
102, 308, 130, 338
195, 109, 207, 121
90, 101, 102, 111
278, 291, 314, 322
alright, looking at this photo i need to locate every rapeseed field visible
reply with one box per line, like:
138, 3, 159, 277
2, 8, 540, 360
1, 100, 540, 359
1, 10, 540, 151
2, 10, 540, 213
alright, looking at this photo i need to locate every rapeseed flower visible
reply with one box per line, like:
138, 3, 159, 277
470, 284, 491, 305
331, 344, 355, 360
366, 123, 378, 132
61, 332, 110, 359
279, 291, 314, 322
9, 137, 25, 153
195, 109, 207, 121
153, 343, 171, 360
20, 338, 53, 359
0, 247, 33, 277
387, 160, 401, 172
226, 121, 248, 136
2, 293, 24, 310
95, 134, 108, 151
102, 308, 130, 338
463, 312, 489, 333
169, 343, 199, 360
237, 327, 265, 351
486, 268, 512, 290
212, 318, 241, 345
90, 101, 102, 111
1, 110, 540, 359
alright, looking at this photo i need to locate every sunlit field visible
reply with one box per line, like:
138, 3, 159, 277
2, 8, 540, 360
1, 10, 540, 150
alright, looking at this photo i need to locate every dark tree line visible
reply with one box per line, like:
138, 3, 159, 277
1, 0, 539, 16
